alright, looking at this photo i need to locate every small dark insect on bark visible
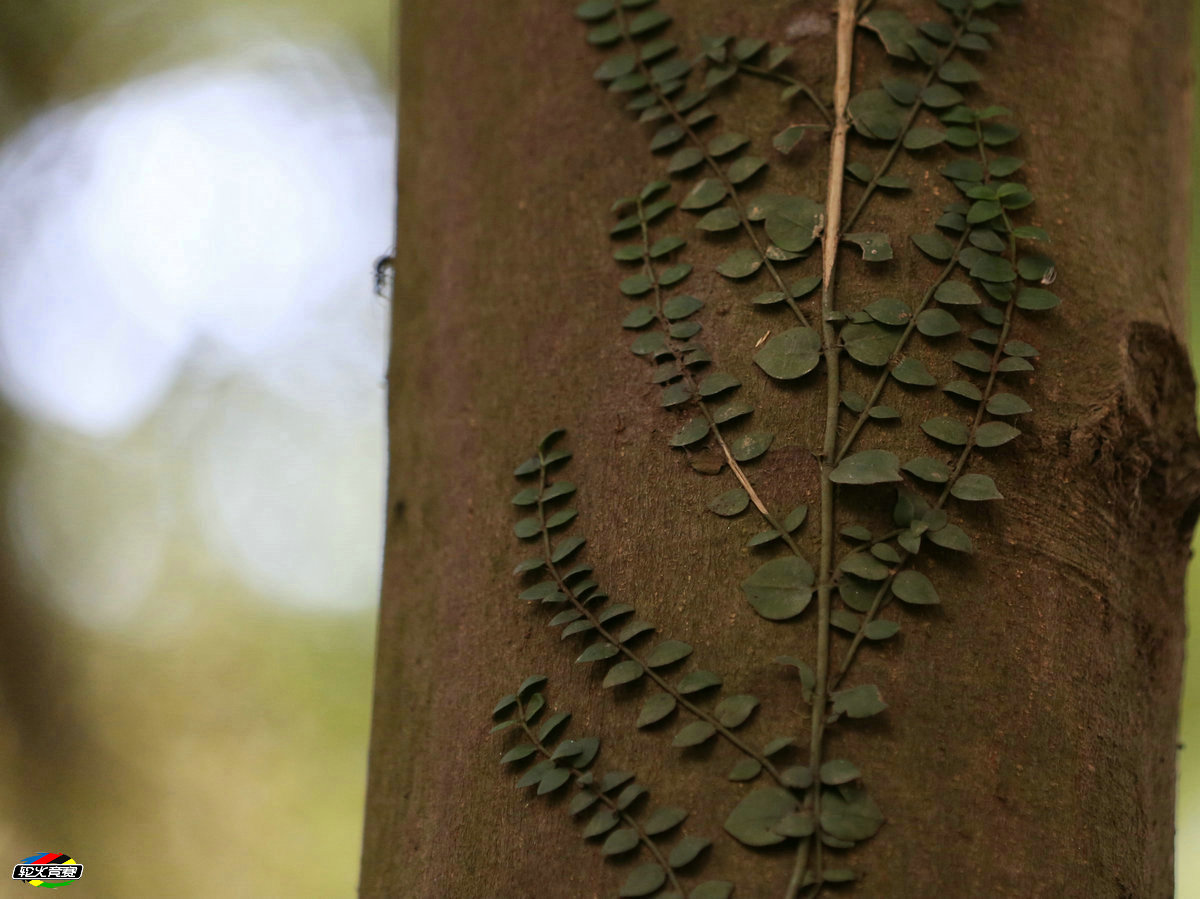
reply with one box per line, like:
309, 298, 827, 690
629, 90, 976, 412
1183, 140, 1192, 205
374, 252, 395, 298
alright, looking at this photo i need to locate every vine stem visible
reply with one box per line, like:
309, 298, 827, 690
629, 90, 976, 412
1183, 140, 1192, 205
787, 2, 857, 897
532, 459, 789, 790
831, 135, 1022, 691
615, 6, 813, 329
515, 703, 684, 894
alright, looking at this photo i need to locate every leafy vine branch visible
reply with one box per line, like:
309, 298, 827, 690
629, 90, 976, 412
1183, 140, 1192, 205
492, 677, 731, 897
491, 0, 1057, 895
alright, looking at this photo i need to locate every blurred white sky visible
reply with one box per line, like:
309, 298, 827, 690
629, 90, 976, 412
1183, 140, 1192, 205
0, 32, 393, 623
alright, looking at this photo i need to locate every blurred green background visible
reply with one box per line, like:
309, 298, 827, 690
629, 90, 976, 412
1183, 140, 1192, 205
0, 1, 1195, 897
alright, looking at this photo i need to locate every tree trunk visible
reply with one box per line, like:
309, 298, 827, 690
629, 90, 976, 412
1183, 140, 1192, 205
361, 1, 1197, 897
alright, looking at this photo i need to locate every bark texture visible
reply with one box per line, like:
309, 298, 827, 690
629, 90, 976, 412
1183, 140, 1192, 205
362, 1, 1196, 896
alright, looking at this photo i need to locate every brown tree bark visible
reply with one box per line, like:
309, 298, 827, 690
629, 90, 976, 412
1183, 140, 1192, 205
361, 1, 1197, 896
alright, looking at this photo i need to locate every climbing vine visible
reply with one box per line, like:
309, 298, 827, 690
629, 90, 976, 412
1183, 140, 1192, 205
492, 0, 1057, 895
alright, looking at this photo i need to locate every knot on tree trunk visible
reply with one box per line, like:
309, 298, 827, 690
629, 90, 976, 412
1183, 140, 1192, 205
1066, 321, 1200, 539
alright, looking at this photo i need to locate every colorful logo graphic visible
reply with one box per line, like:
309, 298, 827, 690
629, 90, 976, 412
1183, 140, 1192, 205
11, 854, 83, 889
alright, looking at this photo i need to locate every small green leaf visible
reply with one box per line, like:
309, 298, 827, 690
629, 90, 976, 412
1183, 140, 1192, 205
976, 421, 1021, 447
952, 473, 1003, 500
741, 556, 815, 620
569, 791, 599, 815
637, 692, 677, 727
622, 306, 655, 329
892, 570, 940, 604
681, 178, 727, 210
773, 811, 815, 837
935, 280, 981, 305
673, 721, 717, 747
911, 231, 955, 260
662, 294, 702, 320
865, 296, 911, 325
646, 640, 693, 668
892, 357, 937, 386
650, 235, 685, 258
513, 517, 541, 539
904, 126, 946, 149
830, 450, 903, 485
844, 232, 893, 261
698, 372, 740, 397
860, 10, 919, 60
619, 864, 666, 898
644, 806, 689, 836
714, 694, 759, 728
987, 393, 1032, 415
929, 523, 973, 553
670, 418, 710, 447
728, 758, 762, 781
763, 736, 795, 758
678, 670, 722, 694
723, 787, 796, 847
970, 254, 1017, 282
575, 0, 614, 20
830, 683, 888, 718
583, 807, 620, 838
500, 743, 537, 764
747, 529, 781, 547
668, 835, 711, 869
728, 155, 767, 184
916, 308, 960, 337
923, 82, 964, 108
821, 784, 884, 842
546, 508, 577, 529
602, 826, 640, 856
842, 321, 900, 367
783, 504, 809, 532
939, 59, 982, 83
696, 207, 740, 232
716, 248, 763, 278
552, 535, 585, 563
764, 196, 825, 252
708, 488, 750, 517
603, 660, 645, 688
617, 782, 647, 810
668, 147, 704, 174
730, 431, 773, 462
650, 123, 686, 152
839, 553, 889, 581
820, 759, 862, 785
774, 124, 825, 154
754, 327, 821, 380
863, 619, 901, 640
537, 766, 572, 795
902, 456, 951, 483
922, 416, 970, 446
1016, 287, 1061, 310
577, 641, 620, 663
